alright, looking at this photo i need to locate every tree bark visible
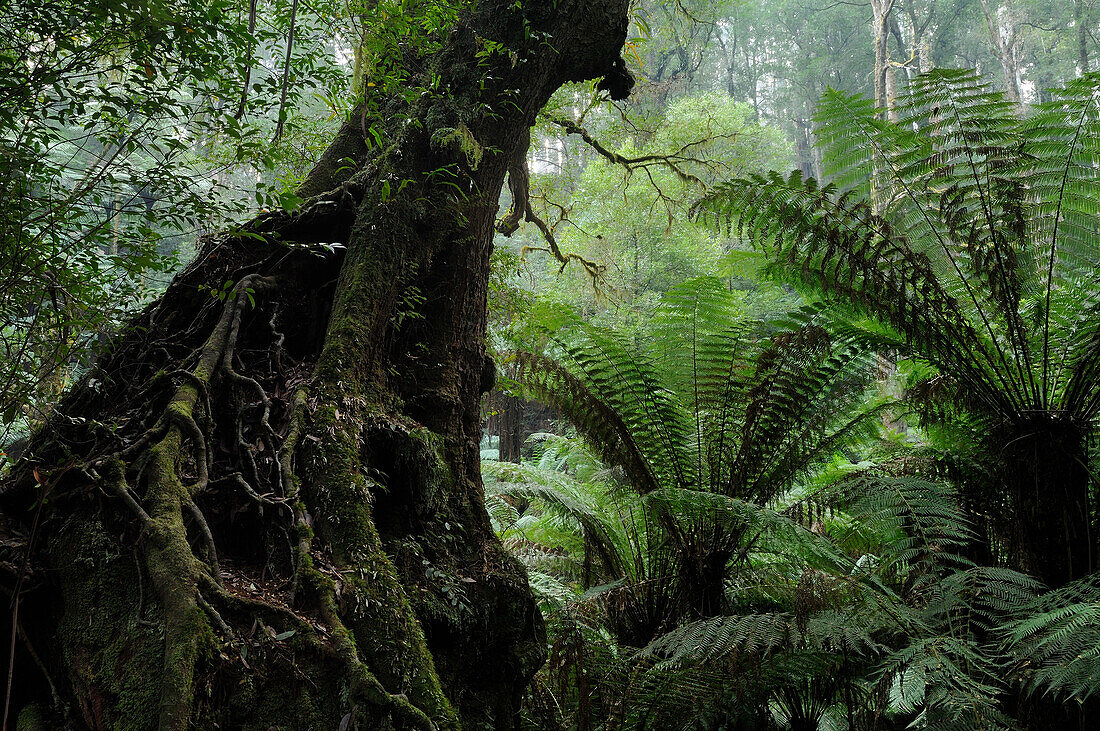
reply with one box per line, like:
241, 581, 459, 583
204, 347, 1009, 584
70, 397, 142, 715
488, 391, 554, 464
495, 394, 526, 464
870, 0, 896, 215
0, 0, 630, 727
1076, 0, 1090, 74
979, 0, 1025, 112
871, 0, 895, 118
901, 0, 934, 75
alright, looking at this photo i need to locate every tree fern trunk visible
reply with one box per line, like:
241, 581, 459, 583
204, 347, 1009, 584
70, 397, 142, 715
1002, 418, 1094, 588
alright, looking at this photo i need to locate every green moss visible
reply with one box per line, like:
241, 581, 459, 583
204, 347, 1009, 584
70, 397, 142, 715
48, 501, 213, 730
51, 518, 164, 730
232, 668, 331, 731
430, 122, 484, 170
194, 631, 349, 731
134, 431, 211, 729
406, 426, 451, 510
300, 407, 377, 552
296, 401, 459, 729
15, 702, 47, 730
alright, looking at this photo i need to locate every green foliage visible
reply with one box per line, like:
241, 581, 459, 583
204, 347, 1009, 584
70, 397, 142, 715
489, 277, 957, 726
489, 260, 1100, 723
698, 69, 1100, 421
501, 91, 790, 333
1003, 574, 1100, 700
484, 434, 658, 727
697, 68, 1100, 590
514, 277, 886, 509
487, 420, 1055, 727
635, 473, 1044, 730
0, 0, 349, 438
348, 0, 461, 99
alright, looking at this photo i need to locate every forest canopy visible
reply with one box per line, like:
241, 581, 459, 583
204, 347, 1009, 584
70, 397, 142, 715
4, 0, 1100, 730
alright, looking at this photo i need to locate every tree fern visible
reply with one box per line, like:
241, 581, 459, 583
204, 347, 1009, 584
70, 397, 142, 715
514, 278, 887, 507
486, 392, 1044, 727
697, 69, 1100, 588
510, 278, 888, 625
1003, 574, 1100, 701
483, 434, 684, 727
638, 475, 1038, 730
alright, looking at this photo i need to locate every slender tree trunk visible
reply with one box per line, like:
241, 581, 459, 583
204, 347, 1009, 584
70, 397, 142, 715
980, 0, 1025, 112
901, 0, 933, 74
0, 0, 630, 727
795, 118, 813, 179
871, 0, 895, 117
885, 63, 900, 123
870, 0, 896, 216
1076, 0, 1090, 74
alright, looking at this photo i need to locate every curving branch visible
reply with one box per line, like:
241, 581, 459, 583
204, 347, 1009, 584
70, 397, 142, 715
496, 131, 607, 281
543, 114, 710, 188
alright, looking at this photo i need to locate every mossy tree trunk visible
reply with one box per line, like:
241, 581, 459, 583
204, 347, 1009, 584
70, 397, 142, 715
0, 0, 629, 728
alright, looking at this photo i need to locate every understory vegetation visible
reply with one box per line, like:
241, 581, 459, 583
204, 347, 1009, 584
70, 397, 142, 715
483, 71, 1100, 729
7, 0, 1100, 729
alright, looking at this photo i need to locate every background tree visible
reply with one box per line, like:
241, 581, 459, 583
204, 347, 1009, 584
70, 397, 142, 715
0, 0, 348, 448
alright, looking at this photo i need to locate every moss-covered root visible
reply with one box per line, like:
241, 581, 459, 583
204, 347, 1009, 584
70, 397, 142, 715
298, 402, 461, 730
142, 434, 213, 730
90, 279, 270, 730
93, 393, 213, 730
47, 508, 193, 731
306, 566, 442, 731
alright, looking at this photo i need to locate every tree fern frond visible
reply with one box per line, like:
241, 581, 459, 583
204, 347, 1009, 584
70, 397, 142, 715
699, 69, 1100, 427
527, 568, 580, 608
696, 169, 1024, 414
1003, 574, 1100, 699
642, 612, 798, 666
511, 350, 666, 495
698, 68, 1100, 595
834, 473, 976, 576
486, 460, 633, 579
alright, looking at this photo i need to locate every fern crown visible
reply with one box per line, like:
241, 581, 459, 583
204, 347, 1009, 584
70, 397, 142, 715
696, 69, 1100, 423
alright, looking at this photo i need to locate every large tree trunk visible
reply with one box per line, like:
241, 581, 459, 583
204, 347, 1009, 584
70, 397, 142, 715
0, 0, 629, 728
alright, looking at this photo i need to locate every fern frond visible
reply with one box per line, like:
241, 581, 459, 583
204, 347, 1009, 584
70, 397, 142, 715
511, 350, 668, 495
696, 168, 1025, 414
698, 69, 1100, 424
642, 612, 798, 666
1003, 574, 1100, 699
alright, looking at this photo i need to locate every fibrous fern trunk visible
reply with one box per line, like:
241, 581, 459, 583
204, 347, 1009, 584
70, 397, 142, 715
1000, 418, 1094, 588
0, 0, 629, 727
